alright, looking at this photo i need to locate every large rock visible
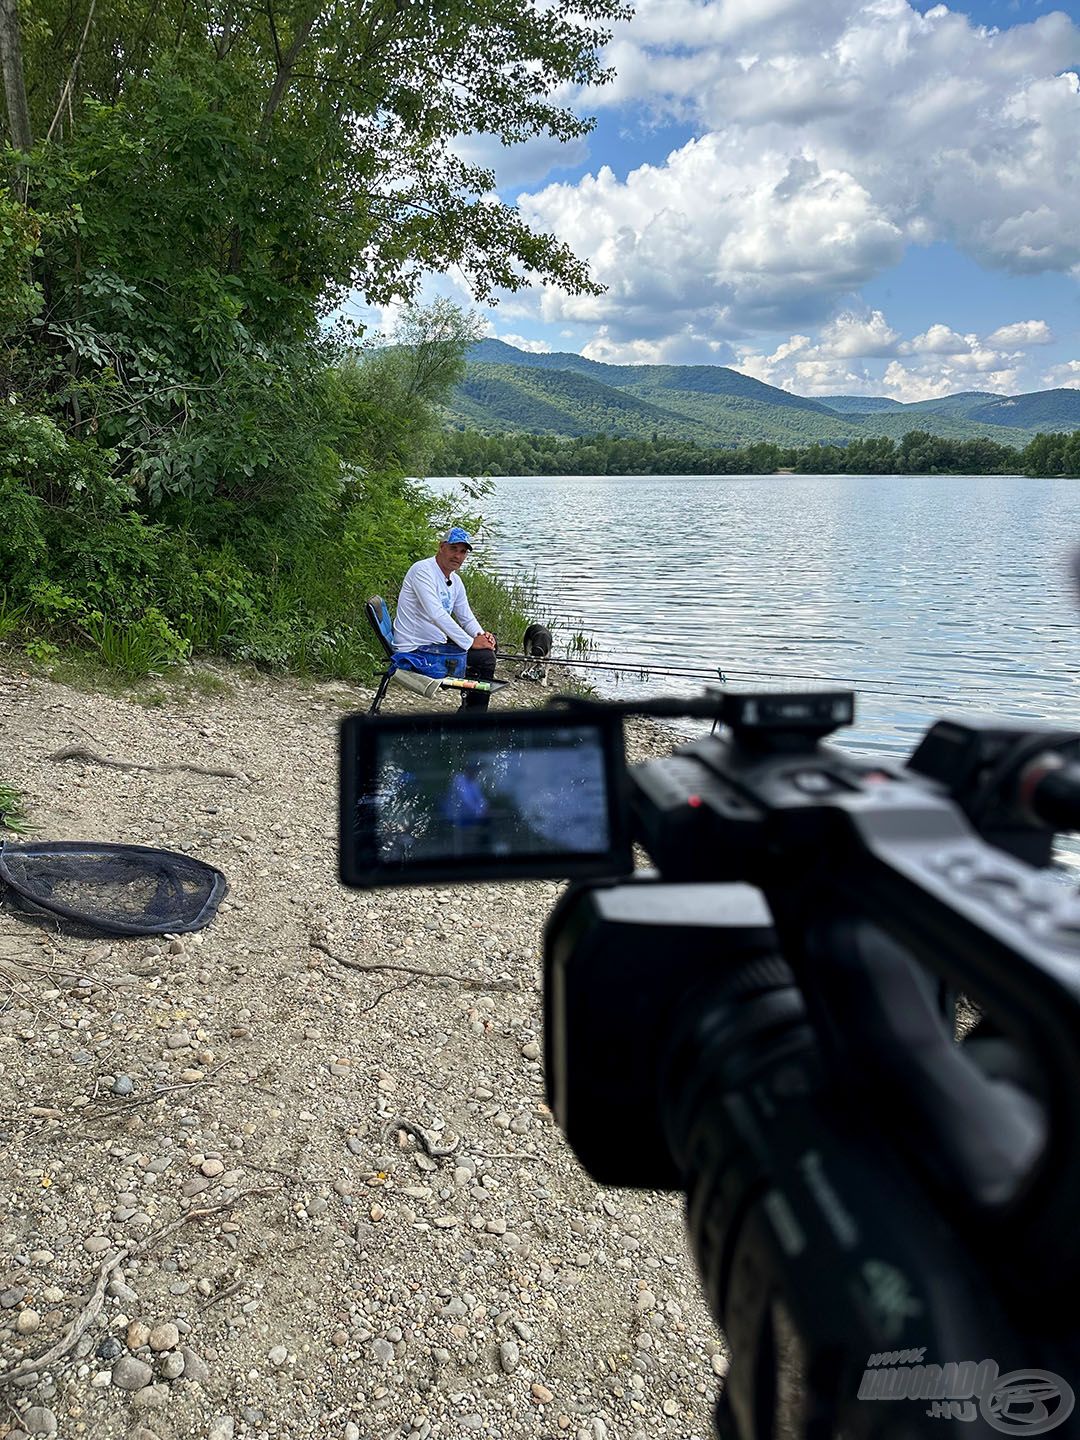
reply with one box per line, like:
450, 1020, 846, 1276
112, 1355, 154, 1391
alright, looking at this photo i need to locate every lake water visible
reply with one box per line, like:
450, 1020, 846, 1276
477, 473, 1080, 763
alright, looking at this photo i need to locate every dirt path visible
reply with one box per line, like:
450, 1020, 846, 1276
0, 663, 725, 1440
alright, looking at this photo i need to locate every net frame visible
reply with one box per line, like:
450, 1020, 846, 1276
0, 840, 228, 936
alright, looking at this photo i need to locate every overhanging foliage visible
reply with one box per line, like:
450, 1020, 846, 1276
0, 0, 613, 671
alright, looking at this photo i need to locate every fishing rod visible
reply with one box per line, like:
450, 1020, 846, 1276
507, 641, 942, 693
499, 651, 961, 706
499, 652, 724, 680
508, 649, 920, 690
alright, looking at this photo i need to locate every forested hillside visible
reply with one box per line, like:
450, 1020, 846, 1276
968, 390, 1080, 430
452, 361, 868, 444
467, 338, 840, 411
818, 396, 907, 414
443, 342, 1064, 448
455, 363, 703, 439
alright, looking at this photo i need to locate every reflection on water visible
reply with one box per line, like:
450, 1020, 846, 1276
477, 473, 1080, 759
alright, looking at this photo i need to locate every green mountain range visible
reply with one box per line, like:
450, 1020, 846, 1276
444, 340, 1080, 448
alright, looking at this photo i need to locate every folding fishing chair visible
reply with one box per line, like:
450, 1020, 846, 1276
365, 597, 508, 715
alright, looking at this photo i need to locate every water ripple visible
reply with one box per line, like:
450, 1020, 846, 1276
477, 473, 1080, 759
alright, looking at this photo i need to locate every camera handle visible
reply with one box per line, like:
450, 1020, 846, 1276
762, 792, 1080, 1315
778, 910, 1045, 1210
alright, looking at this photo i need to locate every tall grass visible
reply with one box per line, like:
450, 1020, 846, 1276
463, 566, 547, 651
0, 592, 28, 642
82, 612, 192, 676
0, 784, 30, 834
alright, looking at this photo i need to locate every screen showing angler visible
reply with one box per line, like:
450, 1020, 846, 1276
365, 723, 611, 868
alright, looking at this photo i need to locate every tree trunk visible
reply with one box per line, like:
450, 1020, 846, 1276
0, 0, 32, 151
256, 2, 322, 145
225, 2, 321, 274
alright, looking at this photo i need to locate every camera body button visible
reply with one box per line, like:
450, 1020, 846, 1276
790, 770, 838, 796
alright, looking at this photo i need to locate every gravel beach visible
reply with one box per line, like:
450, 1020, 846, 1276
0, 661, 726, 1440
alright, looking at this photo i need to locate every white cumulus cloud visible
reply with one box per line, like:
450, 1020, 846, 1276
496, 333, 552, 353
880, 363, 962, 404
903, 325, 973, 356
512, 0, 1080, 354
880, 360, 1022, 403
519, 136, 904, 337
734, 334, 874, 395
1042, 360, 1080, 390
986, 320, 1055, 347
729, 307, 1054, 397
581, 328, 736, 364
818, 309, 900, 358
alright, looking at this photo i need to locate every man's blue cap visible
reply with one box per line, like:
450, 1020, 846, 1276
444, 527, 473, 549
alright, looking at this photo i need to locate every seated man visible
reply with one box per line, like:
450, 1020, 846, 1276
393, 527, 497, 710
441, 762, 493, 855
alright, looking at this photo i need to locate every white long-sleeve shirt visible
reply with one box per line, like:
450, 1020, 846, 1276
394, 556, 482, 651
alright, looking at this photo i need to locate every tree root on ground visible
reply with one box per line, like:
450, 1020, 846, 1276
309, 935, 517, 991
47, 745, 243, 780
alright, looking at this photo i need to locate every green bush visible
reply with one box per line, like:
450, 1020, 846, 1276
0, 408, 534, 680
462, 567, 547, 649
0, 286, 534, 680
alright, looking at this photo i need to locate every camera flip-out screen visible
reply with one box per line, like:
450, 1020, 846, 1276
339, 709, 633, 887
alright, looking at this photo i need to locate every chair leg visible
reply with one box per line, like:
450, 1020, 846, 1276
369, 668, 393, 715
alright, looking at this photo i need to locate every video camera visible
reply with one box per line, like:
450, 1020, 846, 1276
339, 690, 1080, 1438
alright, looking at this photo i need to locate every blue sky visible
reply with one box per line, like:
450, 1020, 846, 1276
352, 0, 1080, 402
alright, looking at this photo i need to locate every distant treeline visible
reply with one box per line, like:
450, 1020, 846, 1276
429, 428, 1080, 478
